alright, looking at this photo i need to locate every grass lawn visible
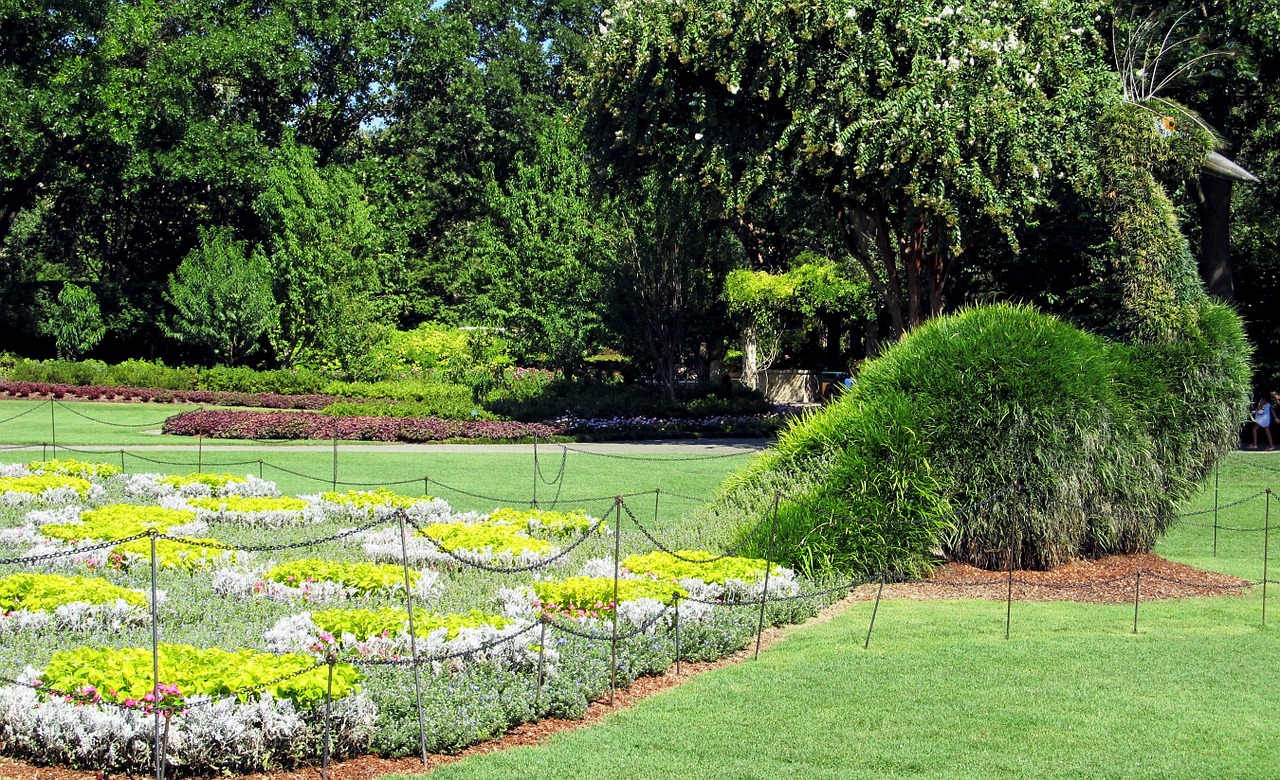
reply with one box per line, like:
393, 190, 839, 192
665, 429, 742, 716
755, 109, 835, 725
0, 399, 753, 519
5, 397, 1279, 777
0, 398, 311, 447
392, 452, 1280, 780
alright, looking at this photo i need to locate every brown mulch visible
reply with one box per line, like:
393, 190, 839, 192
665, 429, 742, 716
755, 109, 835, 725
846, 552, 1253, 605
0, 553, 1251, 780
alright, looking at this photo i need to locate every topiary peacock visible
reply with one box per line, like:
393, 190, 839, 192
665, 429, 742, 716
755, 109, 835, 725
690, 67, 1257, 578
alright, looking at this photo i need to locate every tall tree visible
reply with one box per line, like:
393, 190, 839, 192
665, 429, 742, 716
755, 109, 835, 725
609, 173, 737, 400
165, 226, 276, 365
255, 141, 381, 368
583, 0, 1119, 338
431, 119, 612, 371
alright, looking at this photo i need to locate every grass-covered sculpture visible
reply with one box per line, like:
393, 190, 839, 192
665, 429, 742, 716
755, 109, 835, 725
702, 103, 1252, 577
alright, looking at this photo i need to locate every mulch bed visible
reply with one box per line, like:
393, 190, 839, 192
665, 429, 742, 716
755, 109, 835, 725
846, 552, 1253, 605
0, 553, 1251, 780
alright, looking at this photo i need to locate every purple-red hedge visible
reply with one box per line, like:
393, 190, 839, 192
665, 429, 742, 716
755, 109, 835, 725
162, 410, 565, 442
0, 380, 338, 410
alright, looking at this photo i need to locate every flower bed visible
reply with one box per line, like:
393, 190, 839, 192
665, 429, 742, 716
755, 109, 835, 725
306, 490, 448, 525
214, 559, 440, 602
529, 576, 686, 620
40, 504, 202, 543
0, 645, 375, 773
622, 550, 799, 601
0, 573, 150, 633
27, 459, 122, 480
0, 474, 102, 507
360, 517, 566, 569
109, 537, 235, 572
185, 496, 316, 527
162, 409, 564, 442
489, 507, 605, 537
121, 472, 280, 500
263, 607, 530, 665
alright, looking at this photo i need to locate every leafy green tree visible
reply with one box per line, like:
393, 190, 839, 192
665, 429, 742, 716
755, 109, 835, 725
437, 118, 613, 371
607, 173, 738, 400
38, 283, 105, 359
164, 226, 276, 365
255, 141, 382, 369
583, 0, 1119, 337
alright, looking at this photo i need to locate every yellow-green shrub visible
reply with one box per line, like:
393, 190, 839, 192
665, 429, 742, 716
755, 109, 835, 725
419, 522, 552, 556
0, 573, 146, 611
41, 504, 197, 542
40, 644, 357, 709
622, 550, 777, 585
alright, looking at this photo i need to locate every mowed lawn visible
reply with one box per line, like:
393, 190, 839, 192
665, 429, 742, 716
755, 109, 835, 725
0, 398, 754, 519
396, 454, 1280, 780
4, 398, 1279, 777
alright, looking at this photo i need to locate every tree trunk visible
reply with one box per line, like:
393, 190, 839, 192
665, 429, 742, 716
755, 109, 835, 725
1192, 174, 1236, 302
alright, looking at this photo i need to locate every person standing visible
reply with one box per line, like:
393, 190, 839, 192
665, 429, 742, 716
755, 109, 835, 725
1251, 393, 1274, 450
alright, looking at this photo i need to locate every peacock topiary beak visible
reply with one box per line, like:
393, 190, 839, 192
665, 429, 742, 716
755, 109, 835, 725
1203, 150, 1260, 183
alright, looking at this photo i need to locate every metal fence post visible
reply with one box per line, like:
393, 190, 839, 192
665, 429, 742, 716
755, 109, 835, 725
531, 435, 538, 509
865, 571, 886, 649
321, 661, 334, 780
1132, 570, 1141, 634
397, 511, 429, 769
149, 532, 163, 780
672, 593, 682, 676
49, 401, 56, 454
1264, 489, 1271, 629
534, 619, 548, 712
610, 497, 621, 704
331, 420, 338, 491
754, 493, 781, 661
1005, 539, 1014, 640
1213, 464, 1220, 557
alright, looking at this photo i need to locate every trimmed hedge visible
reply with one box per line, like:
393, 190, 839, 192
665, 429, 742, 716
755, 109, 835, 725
0, 380, 338, 410
701, 302, 1249, 577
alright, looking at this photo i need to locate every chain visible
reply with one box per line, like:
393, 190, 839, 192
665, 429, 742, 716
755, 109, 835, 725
182, 661, 330, 708
0, 532, 151, 565
1179, 521, 1268, 532
157, 516, 389, 553
0, 402, 50, 425
1138, 571, 1262, 590
618, 498, 777, 563
402, 507, 614, 574
349, 622, 541, 667
681, 576, 870, 607
124, 452, 262, 467
1174, 491, 1268, 517
54, 400, 187, 428
424, 479, 537, 506
544, 606, 670, 641
260, 461, 425, 487
555, 443, 759, 462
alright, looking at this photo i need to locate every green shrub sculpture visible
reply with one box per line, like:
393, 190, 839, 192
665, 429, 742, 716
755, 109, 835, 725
714, 301, 1247, 577
699, 97, 1252, 579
